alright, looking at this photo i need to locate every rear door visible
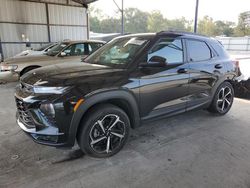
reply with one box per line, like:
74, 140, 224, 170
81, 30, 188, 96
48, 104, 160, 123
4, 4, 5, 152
185, 39, 221, 110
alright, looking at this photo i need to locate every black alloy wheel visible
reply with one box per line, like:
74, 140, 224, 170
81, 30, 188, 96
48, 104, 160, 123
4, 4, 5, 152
77, 104, 130, 158
208, 82, 234, 115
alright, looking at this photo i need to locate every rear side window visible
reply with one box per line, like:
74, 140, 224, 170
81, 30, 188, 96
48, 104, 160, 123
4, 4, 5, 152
210, 40, 229, 58
187, 40, 212, 62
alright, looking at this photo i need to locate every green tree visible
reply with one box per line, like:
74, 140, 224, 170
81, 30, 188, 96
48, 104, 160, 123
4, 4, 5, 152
99, 18, 121, 33
235, 12, 250, 36
147, 11, 168, 32
89, 6, 104, 32
214, 21, 235, 36
198, 16, 217, 36
168, 17, 192, 32
124, 8, 148, 33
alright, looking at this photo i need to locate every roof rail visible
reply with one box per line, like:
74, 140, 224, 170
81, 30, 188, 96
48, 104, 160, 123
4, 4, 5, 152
157, 30, 208, 37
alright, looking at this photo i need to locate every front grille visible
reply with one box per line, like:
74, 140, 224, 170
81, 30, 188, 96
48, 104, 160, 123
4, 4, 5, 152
16, 98, 35, 129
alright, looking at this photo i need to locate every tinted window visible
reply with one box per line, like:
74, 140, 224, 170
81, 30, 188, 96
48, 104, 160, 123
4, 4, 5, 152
148, 38, 183, 64
187, 40, 211, 62
210, 40, 229, 58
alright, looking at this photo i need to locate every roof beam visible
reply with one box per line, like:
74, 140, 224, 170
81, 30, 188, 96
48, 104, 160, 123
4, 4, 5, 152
72, 0, 98, 7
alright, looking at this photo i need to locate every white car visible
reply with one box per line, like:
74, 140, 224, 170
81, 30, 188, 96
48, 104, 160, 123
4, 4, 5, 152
13, 43, 57, 58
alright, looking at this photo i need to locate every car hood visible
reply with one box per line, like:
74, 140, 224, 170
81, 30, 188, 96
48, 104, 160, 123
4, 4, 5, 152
4, 54, 54, 64
21, 62, 127, 87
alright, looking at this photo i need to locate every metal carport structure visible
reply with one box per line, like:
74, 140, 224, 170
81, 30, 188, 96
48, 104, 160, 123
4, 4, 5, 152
0, 0, 98, 60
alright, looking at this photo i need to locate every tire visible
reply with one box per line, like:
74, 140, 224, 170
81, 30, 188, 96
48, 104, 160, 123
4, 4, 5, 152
77, 104, 130, 158
208, 82, 234, 115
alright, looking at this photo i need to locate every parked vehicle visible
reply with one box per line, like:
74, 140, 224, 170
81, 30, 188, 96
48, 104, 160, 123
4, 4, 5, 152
13, 43, 57, 58
0, 40, 105, 84
231, 55, 250, 97
15, 31, 238, 158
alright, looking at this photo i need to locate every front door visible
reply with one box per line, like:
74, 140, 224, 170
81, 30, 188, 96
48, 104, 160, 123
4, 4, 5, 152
139, 36, 190, 120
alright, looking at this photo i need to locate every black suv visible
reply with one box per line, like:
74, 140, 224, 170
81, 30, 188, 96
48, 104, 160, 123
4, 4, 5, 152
15, 31, 238, 158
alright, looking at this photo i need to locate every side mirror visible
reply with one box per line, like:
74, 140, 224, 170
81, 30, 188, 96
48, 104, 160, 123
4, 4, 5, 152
60, 52, 67, 57
140, 56, 167, 68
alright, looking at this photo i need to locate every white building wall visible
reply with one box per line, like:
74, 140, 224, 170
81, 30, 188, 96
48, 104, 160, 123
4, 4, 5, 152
0, 0, 88, 60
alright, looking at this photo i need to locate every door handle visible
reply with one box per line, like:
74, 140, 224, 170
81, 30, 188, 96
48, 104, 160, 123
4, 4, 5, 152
215, 64, 222, 69
177, 68, 188, 74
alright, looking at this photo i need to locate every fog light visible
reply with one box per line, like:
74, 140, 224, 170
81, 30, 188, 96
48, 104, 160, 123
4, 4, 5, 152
40, 103, 55, 118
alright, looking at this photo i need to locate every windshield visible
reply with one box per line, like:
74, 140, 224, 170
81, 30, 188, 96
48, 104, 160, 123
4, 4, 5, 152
85, 36, 151, 68
46, 42, 69, 56
34, 43, 53, 51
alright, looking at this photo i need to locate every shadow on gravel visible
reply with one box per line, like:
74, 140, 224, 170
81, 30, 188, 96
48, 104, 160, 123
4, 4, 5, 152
52, 149, 85, 164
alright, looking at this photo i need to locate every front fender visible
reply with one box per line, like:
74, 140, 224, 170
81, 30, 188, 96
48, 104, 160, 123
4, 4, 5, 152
67, 89, 140, 147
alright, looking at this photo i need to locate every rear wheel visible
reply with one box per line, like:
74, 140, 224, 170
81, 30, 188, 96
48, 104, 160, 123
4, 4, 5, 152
77, 104, 130, 158
208, 82, 234, 115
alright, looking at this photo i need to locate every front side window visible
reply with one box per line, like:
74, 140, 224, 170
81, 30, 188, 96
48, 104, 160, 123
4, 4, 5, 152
147, 38, 184, 64
187, 40, 212, 62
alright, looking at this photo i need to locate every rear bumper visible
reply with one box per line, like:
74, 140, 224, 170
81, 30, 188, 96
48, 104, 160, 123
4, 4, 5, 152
0, 71, 19, 83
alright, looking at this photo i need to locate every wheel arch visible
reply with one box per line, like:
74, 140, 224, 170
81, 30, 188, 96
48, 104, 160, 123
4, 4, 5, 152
20, 65, 41, 76
67, 90, 140, 147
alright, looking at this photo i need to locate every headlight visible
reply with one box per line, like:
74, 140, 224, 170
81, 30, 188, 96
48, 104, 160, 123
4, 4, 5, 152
33, 86, 68, 94
40, 103, 55, 118
0, 64, 18, 71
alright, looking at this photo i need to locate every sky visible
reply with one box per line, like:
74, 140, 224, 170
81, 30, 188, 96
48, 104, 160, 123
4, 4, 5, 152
91, 0, 250, 23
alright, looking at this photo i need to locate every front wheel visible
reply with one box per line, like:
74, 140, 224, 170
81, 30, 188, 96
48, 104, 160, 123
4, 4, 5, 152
208, 82, 234, 115
77, 104, 130, 158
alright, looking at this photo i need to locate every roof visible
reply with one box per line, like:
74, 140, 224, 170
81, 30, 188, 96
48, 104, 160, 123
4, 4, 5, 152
60, 40, 106, 44
114, 33, 156, 40
113, 31, 211, 41
157, 30, 211, 40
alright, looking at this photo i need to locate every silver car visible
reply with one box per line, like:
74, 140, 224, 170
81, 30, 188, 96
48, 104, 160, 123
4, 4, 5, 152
0, 40, 105, 83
